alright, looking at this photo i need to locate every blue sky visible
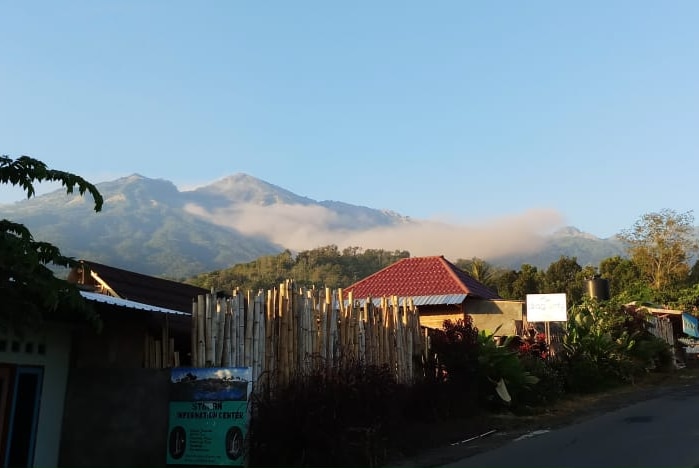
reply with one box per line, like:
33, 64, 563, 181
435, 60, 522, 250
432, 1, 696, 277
2, 1, 699, 239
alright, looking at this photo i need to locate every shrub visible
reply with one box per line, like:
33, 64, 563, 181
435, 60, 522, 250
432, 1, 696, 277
248, 362, 410, 467
560, 298, 675, 393
429, 319, 538, 411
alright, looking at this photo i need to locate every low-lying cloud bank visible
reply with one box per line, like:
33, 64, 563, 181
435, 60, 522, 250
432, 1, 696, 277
184, 202, 566, 262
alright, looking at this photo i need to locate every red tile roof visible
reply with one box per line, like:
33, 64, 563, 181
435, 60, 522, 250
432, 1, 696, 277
343, 256, 500, 300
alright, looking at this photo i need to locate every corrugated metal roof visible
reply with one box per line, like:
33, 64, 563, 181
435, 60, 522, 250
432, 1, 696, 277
343, 294, 467, 308
80, 291, 190, 316
72, 260, 208, 313
343, 256, 500, 300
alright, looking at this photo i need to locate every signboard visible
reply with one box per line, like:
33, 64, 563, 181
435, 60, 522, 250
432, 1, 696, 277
682, 312, 699, 338
167, 367, 252, 466
526, 293, 568, 322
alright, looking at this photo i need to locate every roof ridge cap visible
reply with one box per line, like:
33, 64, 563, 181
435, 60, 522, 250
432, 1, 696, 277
438, 256, 471, 295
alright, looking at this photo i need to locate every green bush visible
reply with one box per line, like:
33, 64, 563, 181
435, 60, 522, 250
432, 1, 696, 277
519, 356, 566, 405
560, 298, 674, 393
430, 319, 538, 411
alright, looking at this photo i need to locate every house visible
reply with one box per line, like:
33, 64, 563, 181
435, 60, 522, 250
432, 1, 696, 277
0, 260, 208, 467
342, 255, 524, 335
56, 260, 210, 467
65, 260, 209, 368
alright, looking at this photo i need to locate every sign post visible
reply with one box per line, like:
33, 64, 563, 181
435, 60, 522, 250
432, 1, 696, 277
526, 293, 568, 350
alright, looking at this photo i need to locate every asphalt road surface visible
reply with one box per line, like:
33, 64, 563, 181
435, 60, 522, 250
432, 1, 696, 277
442, 382, 699, 468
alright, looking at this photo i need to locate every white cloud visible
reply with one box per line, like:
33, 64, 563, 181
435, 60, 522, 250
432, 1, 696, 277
184, 202, 566, 262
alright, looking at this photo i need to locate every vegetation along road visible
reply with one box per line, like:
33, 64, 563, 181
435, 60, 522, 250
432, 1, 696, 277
441, 378, 699, 468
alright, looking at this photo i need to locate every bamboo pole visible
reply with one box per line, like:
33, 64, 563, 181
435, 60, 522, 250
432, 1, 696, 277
197, 295, 206, 367
292, 284, 299, 373
305, 289, 313, 372
258, 292, 266, 384
395, 296, 405, 383
329, 292, 339, 369
252, 291, 262, 382
358, 305, 366, 363
278, 283, 288, 387
216, 297, 225, 366
371, 301, 379, 367
323, 288, 331, 367
223, 307, 232, 367
265, 289, 274, 391
191, 299, 197, 367
337, 288, 346, 361
205, 293, 214, 366
237, 292, 246, 367
244, 290, 254, 368
380, 297, 388, 367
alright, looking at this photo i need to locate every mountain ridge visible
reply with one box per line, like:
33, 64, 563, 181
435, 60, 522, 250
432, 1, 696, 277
2, 173, 628, 278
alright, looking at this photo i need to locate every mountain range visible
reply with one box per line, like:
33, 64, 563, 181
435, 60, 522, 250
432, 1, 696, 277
1, 173, 628, 279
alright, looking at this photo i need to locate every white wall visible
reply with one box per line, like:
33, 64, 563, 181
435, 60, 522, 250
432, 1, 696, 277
0, 324, 71, 468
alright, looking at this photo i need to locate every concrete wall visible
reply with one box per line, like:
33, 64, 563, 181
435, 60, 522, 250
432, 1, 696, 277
418, 304, 463, 329
466, 299, 524, 335
418, 300, 524, 336
59, 368, 170, 467
0, 325, 71, 467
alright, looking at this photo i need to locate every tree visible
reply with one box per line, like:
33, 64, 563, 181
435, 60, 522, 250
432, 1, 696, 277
455, 257, 498, 289
492, 269, 519, 299
598, 255, 644, 298
510, 264, 543, 300
542, 256, 591, 305
618, 209, 698, 292
1, 155, 104, 332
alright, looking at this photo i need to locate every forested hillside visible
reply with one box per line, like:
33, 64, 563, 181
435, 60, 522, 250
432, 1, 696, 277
186, 246, 410, 292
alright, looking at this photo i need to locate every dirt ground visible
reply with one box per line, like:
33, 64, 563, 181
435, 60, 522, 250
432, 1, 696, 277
389, 363, 699, 467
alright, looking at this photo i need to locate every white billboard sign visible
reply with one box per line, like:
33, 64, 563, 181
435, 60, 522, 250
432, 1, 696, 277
526, 293, 568, 322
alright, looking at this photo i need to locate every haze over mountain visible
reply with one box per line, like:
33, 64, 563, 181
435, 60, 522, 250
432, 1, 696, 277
1, 173, 627, 278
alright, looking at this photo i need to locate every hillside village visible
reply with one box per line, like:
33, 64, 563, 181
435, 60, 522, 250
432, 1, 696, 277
3, 155, 699, 467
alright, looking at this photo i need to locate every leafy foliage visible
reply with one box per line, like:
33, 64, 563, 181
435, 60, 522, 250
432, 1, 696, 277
491, 264, 543, 300
429, 318, 538, 410
454, 257, 500, 290
560, 297, 673, 393
0, 155, 103, 209
599, 255, 645, 298
618, 209, 698, 292
187, 246, 410, 291
0, 155, 103, 331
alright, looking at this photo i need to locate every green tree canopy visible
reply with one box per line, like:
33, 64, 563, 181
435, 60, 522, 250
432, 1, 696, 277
454, 257, 499, 290
599, 255, 644, 298
618, 209, 698, 292
187, 246, 410, 292
1, 155, 103, 332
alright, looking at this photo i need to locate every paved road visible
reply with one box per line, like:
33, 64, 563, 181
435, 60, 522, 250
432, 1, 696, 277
442, 382, 699, 467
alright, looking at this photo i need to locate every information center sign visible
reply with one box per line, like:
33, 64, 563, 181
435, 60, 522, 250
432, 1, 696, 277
167, 367, 252, 466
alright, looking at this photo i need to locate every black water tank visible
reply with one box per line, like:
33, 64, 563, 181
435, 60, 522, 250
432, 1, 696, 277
586, 276, 610, 300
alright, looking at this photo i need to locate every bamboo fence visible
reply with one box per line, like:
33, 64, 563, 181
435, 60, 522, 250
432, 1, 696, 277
144, 317, 181, 369
190, 281, 425, 387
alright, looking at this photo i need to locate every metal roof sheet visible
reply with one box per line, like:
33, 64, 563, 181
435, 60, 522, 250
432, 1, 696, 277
80, 291, 190, 316
343, 294, 467, 308
73, 260, 208, 313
